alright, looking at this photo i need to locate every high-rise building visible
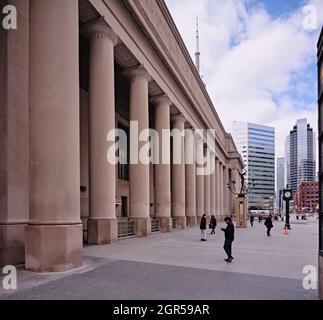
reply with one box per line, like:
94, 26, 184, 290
276, 157, 285, 210
232, 122, 275, 210
284, 136, 290, 191
285, 119, 316, 194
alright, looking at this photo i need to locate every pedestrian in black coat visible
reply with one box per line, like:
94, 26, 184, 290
250, 214, 254, 227
221, 217, 235, 262
209, 215, 217, 234
264, 215, 273, 236
200, 214, 207, 241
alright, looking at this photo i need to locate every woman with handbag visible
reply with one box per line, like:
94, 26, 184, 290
209, 215, 217, 234
200, 214, 207, 241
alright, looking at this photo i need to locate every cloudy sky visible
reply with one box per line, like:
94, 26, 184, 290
165, 0, 323, 158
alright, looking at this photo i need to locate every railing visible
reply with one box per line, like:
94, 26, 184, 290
172, 217, 177, 229
151, 218, 160, 232
118, 218, 135, 238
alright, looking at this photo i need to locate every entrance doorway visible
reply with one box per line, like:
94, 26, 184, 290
121, 196, 128, 218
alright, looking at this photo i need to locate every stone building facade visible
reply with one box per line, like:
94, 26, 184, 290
0, 0, 243, 272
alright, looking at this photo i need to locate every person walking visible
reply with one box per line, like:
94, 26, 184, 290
264, 215, 274, 236
221, 217, 235, 262
250, 214, 254, 227
200, 214, 207, 241
209, 215, 217, 234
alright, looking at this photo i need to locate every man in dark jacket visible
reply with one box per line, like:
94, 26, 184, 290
221, 217, 235, 262
264, 215, 273, 236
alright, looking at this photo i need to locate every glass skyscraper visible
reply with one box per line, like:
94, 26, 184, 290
232, 121, 275, 210
276, 157, 285, 210
285, 118, 316, 194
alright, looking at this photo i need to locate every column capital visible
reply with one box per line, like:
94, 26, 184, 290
171, 113, 186, 124
123, 65, 152, 83
195, 132, 204, 142
209, 149, 217, 156
82, 18, 118, 45
151, 94, 172, 107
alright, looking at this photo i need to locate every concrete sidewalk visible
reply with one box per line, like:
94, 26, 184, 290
0, 219, 319, 300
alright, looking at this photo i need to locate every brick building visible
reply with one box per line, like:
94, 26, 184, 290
295, 181, 318, 211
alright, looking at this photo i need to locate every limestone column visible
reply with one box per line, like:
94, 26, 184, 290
26, 0, 82, 272
219, 162, 224, 219
196, 135, 204, 224
215, 158, 220, 218
232, 168, 239, 217
128, 66, 151, 236
223, 165, 229, 216
86, 20, 118, 244
235, 168, 242, 194
185, 129, 196, 226
153, 95, 172, 232
0, 0, 29, 266
210, 153, 216, 216
227, 168, 233, 215
171, 115, 186, 229
204, 146, 211, 217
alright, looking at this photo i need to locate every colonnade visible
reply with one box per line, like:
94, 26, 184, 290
24, 1, 236, 272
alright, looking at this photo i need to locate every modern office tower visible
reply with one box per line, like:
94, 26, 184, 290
232, 122, 275, 210
276, 157, 285, 210
284, 136, 290, 188
285, 119, 316, 194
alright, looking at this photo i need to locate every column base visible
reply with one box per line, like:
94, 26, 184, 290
25, 224, 83, 273
175, 216, 186, 229
186, 216, 197, 227
134, 217, 151, 236
319, 254, 323, 300
87, 219, 117, 245
158, 217, 172, 232
196, 216, 202, 226
0, 224, 26, 266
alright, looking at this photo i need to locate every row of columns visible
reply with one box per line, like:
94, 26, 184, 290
25, 2, 233, 272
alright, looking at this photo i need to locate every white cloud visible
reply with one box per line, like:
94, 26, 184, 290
165, 0, 321, 158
